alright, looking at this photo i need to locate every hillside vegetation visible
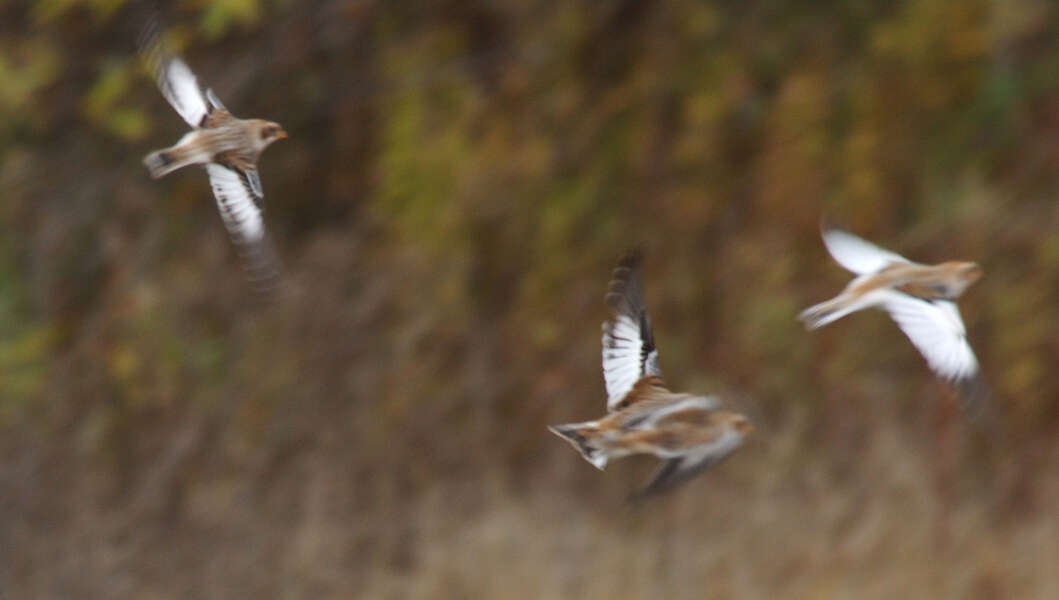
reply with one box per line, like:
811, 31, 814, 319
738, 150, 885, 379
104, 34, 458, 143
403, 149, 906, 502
2, 1, 1057, 597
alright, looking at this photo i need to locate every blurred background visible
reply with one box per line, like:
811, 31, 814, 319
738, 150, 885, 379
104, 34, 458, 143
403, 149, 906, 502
2, 0, 1058, 597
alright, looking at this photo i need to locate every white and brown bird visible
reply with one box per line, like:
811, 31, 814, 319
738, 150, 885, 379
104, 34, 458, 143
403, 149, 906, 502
799, 225, 984, 388
549, 250, 753, 498
141, 30, 286, 289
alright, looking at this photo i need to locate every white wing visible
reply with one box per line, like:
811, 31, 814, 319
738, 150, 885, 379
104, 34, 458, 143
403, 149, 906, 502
153, 56, 212, 128
822, 227, 910, 275
206, 164, 264, 242
139, 22, 223, 127
205, 164, 280, 288
879, 290, 978, 382
602, 315, 658, 410
601, 251, 661, 411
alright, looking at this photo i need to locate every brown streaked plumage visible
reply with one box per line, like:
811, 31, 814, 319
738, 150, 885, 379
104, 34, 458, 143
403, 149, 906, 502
140, 26, 286, 290
549, 251, 753, 498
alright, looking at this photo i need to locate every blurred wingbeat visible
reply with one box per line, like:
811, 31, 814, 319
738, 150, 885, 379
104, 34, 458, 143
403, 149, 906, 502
0, 1, 1057, 598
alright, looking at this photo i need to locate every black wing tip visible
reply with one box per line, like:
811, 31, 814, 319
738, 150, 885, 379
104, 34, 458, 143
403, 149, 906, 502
137, 15, 172, 64
136, 13, 162, 51
626, 460, 684, 503
615, 247, 646, 271
605, 248, 646, 309
952, 373, 993, 416
603, 288, 627, 312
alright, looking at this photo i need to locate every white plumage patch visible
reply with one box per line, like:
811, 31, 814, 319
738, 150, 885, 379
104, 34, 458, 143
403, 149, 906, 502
602, 315, 660, 411
205, 163, 265, 243
809, 227, 982, 385
158, 57, 211, 128
879, 290, 978, 382
822, 227, 910, 275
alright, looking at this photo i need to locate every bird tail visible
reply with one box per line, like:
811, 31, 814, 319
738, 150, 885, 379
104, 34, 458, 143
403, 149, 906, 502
548, 422, 609, 470
143, 148, 182, 178
798, 293, 864, 330
143, 140, 207, 178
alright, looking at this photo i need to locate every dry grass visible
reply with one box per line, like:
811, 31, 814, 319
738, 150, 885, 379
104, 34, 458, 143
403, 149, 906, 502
4, 3, 1059, 598
5, 405, 1056, 599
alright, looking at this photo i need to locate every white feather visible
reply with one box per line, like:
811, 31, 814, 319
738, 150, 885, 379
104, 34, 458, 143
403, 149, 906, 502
205, 164, 265, 243
822, 228, 910, 275
879, 289, 978, 381
160, 57, 211, 128
602, 315, 658, 410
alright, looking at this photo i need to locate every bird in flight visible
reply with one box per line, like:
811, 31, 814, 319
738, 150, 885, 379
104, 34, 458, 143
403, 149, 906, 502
799, 225, 984, 393
140, 28, 286, 290
549, 250, 753, 499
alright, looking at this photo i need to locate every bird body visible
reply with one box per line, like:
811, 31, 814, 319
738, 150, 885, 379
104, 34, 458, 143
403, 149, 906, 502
144, 116, 284, 180
141, 31, 286, 289
550, 385, 745, 472
799, 227, 983, 384
549, 251, 753, 498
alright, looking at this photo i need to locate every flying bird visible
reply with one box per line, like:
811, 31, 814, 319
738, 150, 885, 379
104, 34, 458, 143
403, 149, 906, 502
549, 250, 753, 499
799, 225, 983, 387
140, 29, 286, 289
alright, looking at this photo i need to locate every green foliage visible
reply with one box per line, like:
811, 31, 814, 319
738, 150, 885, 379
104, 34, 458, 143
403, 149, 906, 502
0, 38, 61, 135
0, 237, 50, 420
200, 0, 261, 38
4, 2, 1059, 596
82, 59, 150, 140
374, 67, 477, 255
32, 0, 126, 23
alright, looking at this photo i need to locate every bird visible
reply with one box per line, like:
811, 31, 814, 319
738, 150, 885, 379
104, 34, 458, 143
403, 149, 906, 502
140, 28, 286, 290
799, 225, 983, 387
549, 250, 754, 499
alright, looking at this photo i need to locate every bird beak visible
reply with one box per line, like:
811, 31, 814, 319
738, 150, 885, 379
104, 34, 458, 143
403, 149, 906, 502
275, 129, 288, 140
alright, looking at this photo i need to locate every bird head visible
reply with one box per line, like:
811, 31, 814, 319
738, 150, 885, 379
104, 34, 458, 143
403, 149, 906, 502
729, 414, 755, 436
254, 121, 287, 149
958, 261, 983, 284
942, 261, 983, 296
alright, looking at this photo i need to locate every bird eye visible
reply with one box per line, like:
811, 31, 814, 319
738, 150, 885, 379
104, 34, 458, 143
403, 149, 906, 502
260, 127, 273, 140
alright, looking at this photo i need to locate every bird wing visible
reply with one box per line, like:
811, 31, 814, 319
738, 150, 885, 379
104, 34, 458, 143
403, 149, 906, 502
879, 290, 978, 382
822, 227, 910, 275
149, 53, 215, 128
141, 27, 225, 129
601, 250, 663, 411
633, 431, 743, 499
622, 395, 722, 430
205, 163, 281, 289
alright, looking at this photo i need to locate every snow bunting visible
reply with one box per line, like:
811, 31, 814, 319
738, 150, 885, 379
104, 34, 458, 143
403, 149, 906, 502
799, 226, 983, 385
140, 29, 286, 289
549, 250, 753, 498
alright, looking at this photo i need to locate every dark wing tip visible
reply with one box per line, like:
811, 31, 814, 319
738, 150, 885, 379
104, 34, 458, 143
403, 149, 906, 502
616, 247, 645, 269
603, 248, 658, 369
946, 373, 1010, 446
237, 237, 284, 300
137, 15, 171, 68
605, 248, 646, 312
603, 288, 626, 312
953, 373, 992, 417
136, 12, 162, 52
626, 458, 688, 503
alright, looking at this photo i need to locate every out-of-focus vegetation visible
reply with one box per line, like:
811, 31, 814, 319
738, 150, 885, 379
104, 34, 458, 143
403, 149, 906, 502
2, 0, 1058, 597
